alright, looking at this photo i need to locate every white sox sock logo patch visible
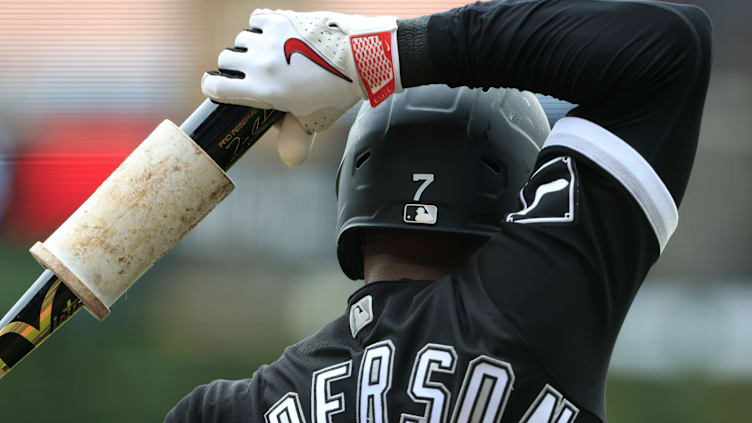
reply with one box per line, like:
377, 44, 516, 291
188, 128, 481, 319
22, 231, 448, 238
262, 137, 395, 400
284, 38, 353, 82
507, 156, 577, 224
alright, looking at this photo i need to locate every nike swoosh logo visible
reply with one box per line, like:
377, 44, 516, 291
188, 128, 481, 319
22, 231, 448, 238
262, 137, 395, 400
284, 38, 353, 83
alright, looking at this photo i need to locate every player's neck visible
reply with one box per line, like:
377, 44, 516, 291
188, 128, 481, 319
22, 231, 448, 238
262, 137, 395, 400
362, 230, 481, 284
363, 252, 452, 284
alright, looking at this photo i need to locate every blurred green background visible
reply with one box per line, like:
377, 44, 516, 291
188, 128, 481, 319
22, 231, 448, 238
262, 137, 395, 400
0, 0, 750, 422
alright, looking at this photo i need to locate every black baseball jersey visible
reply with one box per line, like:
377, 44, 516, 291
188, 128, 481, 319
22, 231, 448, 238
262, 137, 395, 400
165, 1, 712, 422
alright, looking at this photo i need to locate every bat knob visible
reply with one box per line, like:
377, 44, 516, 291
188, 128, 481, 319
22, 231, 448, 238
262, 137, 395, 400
277, 114, 316, 168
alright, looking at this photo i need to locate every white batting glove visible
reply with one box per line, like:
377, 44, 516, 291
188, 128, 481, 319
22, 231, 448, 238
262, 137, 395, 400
202, 9, 402, 166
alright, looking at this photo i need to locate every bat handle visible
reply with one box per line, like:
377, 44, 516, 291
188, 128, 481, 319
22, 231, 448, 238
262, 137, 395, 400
180, 99, 285, 171
0, 271, 83, 380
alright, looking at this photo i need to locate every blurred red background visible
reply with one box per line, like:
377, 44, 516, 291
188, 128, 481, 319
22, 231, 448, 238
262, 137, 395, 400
2, 118, 157, 239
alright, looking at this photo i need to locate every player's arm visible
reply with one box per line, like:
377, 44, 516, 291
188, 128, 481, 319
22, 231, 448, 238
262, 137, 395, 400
203, 0, 711, 212
399, 0, 712, 208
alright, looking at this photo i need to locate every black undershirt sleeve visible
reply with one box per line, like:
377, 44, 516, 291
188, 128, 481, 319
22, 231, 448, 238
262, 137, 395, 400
397, 0, 713, 205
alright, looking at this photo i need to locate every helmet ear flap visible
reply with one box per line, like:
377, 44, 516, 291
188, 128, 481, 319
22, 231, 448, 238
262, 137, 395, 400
335, 85, 549, 281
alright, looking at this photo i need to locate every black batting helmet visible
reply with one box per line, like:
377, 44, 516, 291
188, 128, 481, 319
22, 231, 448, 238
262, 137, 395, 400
335, 85, 550, 280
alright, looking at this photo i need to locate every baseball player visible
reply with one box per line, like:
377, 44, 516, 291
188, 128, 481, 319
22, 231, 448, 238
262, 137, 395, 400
166, 0, 713, 421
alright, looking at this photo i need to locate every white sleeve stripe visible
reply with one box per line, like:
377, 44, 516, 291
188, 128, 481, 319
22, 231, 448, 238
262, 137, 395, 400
543, 117, 678, 253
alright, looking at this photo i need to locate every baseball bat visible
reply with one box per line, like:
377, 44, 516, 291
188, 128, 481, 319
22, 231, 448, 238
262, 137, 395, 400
0, 100, 284, 380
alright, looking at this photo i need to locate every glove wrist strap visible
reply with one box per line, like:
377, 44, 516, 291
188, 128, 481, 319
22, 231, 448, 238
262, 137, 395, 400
350, 27, 402, 107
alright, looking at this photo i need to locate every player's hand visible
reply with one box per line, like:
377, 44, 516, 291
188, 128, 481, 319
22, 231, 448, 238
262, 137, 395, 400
202, 9, 402, 167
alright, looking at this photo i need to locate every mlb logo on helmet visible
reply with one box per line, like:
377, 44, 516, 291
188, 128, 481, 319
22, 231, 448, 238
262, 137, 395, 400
403, 204, 438, 225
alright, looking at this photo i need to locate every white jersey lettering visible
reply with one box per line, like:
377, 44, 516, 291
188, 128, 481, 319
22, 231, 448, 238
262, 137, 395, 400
520, 385, 579, 423
312, 361, 352, 423
452, 356, 515, 423
358, 340, 395, 423
266, 344, 580, 423
265, 393, 307, 423
402, 344, 457, 423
